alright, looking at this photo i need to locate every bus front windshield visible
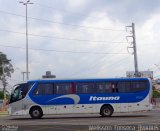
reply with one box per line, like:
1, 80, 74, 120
10, 83, 33, 104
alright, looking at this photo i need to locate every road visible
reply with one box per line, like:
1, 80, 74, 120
0, 110, 160, 131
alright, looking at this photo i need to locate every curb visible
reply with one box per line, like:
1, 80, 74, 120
0, 111, 9, 116
0, 114, 9, 116
152, 107, 160, 111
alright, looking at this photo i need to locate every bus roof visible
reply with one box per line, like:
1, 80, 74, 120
28, 77, 150, 83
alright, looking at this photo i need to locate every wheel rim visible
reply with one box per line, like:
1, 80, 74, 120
103, 108, 111, 115
33, 110, 40, 117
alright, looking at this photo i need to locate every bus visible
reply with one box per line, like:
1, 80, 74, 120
9, 77, 152, 119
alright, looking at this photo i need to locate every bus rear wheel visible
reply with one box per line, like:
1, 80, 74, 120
100, 105, 113, 117
30, 107, 43, 119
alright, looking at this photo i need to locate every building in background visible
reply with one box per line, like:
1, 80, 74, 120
126, 71, 153, 79
42, 71, 56, 79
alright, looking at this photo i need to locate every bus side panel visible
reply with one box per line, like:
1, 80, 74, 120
73, 104, 94, 114
46, 104, 96, 114
47, 105, 57, 114
56, 105, 73, 114
9, 99, 24, 115
128, 95, 150, 112
120, 103, 128, 112
94, 103, 119, 113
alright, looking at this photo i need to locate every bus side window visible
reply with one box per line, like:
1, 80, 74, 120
44, 84, 54, 95
116, 82, 125, 93
75, 82, 95, 94
95, 82, 112, 93
34, 84, 44, 95
131, 81, 147, 92
104, 82, 112, 93
33, 83, 54, 95
54, 83, 72, 94
96, 83, 104, 93
110, 82, 117, 93
110, 83, 113, 92
116, 81, 131, 93
114, 83, 118, 93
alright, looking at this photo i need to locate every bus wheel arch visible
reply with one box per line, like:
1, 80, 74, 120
29, 106, 43, 119
100, 104, 114, 117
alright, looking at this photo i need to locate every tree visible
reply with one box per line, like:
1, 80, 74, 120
0, 91, 4, 99
0, 91, 10, 99
0, 52, 14, 98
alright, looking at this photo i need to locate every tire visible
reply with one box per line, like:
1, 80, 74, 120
100, 105, 113, 117
30, 107, 43, 119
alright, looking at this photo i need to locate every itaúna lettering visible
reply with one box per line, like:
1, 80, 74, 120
89, 96, 120, 101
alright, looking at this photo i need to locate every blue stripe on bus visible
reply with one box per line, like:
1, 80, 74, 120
28, 78, 150, 105
28, 78, 149, 83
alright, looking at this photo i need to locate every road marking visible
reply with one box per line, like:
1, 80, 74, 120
23, 125, 83, 131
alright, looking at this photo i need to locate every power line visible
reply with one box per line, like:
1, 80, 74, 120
71, 55, 130, 77
59, 33, 129, 77
0, 10, 125, 31
0, 44, 128, 55
69, 54, 106, 77
67, 41, 126, 77
0, 29, 128, 43
34, 3, 103, 20
69, 45, 129, 77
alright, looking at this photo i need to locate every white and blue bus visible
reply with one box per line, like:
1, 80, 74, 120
9, 77, 152, 119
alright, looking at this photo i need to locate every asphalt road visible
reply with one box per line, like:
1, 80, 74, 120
0, 109, 160, 131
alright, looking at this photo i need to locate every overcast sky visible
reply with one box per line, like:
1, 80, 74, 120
0, 0, 160, 89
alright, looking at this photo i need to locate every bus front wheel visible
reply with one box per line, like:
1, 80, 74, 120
30, 107, 43, 119
100, 105, 113, 117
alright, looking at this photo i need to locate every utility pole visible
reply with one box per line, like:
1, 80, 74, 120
19, 0, 33, 80
126, 23, 139, 77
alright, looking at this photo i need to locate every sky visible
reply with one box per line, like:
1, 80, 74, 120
0, 0, 160, 90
